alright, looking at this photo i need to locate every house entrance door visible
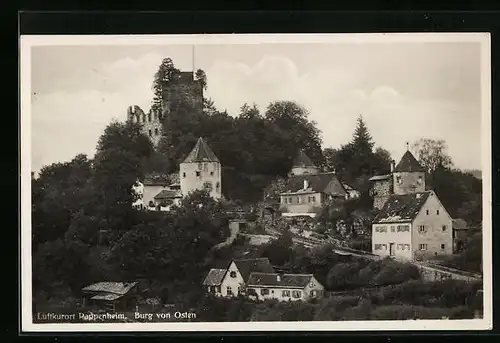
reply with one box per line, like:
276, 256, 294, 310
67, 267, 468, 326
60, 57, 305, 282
389, 243, 395, 256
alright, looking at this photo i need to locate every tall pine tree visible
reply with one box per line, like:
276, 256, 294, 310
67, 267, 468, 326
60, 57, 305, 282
351, 115, 374, 154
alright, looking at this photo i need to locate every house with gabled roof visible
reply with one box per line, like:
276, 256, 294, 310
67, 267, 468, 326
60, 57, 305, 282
135, 137, 222, 212
81, 281, 140, 311
202, 257, 274, 297
180, 137, 222, 200
280, 150, 349, 218
246, 273, 324, 302
202, 257, 324, 301
371, 148, 453, 261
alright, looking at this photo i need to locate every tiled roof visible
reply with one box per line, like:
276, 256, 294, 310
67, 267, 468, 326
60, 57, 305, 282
293, 150, 315, 167
394, 151, 426, 172
233, 258, 275, 282
342, 183, 357, 191
373, 191, 431, 224
369, 174, 392, 181
202, 269, 226, 286
154, 189, 182, 200
452, 218, 468, 230
81, 282, 138, 295
182, 137, 220, 163
282, 173, 347, 196
247, 273, 314, 288
143, 172, 171, 186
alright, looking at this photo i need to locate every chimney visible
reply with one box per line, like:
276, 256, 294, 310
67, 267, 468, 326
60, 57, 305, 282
303, 180, 309, 190
390, 160, 396, 173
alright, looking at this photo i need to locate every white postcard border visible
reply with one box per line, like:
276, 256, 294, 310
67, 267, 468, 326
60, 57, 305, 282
20, 33, 493, 332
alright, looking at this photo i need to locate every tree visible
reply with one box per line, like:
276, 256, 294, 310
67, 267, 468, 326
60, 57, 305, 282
107, 190, 230, 283
265, 101, 324, 166
351, 115, 374, 154
195, 69, 207, 90
32, 154, 95, 247
411, 138, 453, 173
93, 121, 154, 234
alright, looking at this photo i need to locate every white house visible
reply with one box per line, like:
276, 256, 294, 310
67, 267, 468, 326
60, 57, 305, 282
372, 190, 453, 261
202, 257, 325, 302
371, 148, 453, 261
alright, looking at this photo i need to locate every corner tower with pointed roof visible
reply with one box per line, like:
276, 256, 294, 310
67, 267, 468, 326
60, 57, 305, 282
289, 150, 320, 177
180, 137, 222, 199
393, 149, 426, 195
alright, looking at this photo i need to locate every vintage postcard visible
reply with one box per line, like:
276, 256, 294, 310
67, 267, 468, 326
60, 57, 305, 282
20, 33, 492, 332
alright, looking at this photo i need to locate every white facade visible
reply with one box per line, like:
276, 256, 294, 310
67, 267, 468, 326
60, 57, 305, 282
372, 192, 454, 261
180, 161, 222, 200
372, 223, 413, 260
247, 276, 324, 302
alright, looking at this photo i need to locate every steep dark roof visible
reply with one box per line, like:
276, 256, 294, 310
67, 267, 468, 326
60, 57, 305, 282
143, 172, 171, 186
373, 191, 431, 223
202, 269, 226, 286
293, 150, 315, 167
394, 151, 426, 172
247, 273, 315, 288
233, 258, 275, 282
369, 174, 392, 181
154, 189, 182, 200
452, 218, 468, 230
282, 173, 347, 196
182, 137, 220, 163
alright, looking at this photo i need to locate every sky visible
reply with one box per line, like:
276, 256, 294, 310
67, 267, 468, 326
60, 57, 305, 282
29, 38, 484, 173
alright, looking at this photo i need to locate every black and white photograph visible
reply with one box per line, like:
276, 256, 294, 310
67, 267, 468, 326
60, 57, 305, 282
20, 33, 492, 332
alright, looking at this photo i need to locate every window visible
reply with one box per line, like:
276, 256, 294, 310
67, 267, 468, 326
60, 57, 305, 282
418, 225, 426, 234
397, 225, 410, 232
308, 196, 315, 203
196, 171, 201, 177
204, 182, 213, 192
310, 290, 316, 297
418, 176, 423, 184
288, 197, 292, 204
216, 182, 220, 189
216, 286, 221, 293
182, 172, 186, 178
210, 171, 214, 176
282, 290, 290, 297
261, 289, 270, 296
405, 244, 410, 250
154, 128, 158, 135
148, 130, 152, 137
292, 290, 302, 299
436, 209, 440, 215
391, 226, 396, 232
441, 244, 445, 250
419, 244, 427, 250
227, 287, 233, 295
297, 197, 302, 204
426, 210, 429, 215
396, 176, 402, 184
442, 225, 447, 232
229, 271, 237, 278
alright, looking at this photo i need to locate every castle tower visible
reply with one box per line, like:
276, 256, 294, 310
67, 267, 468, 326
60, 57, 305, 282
289, 150, 320, 177
127, 105, 163, 148
180, 137, 222, 199
392, 149, 426, 195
